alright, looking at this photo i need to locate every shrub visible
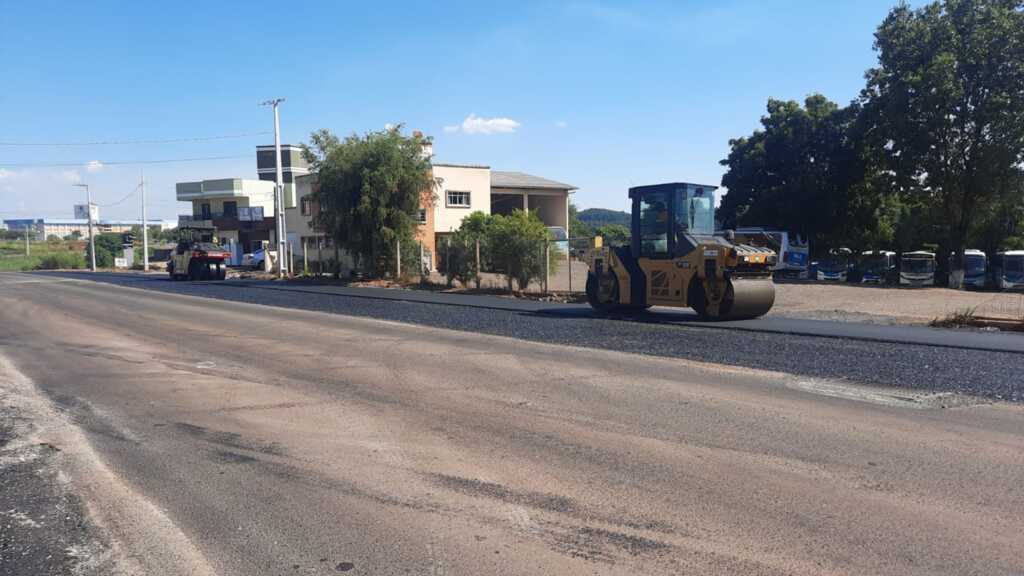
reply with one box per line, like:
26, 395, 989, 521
36, 251, 87, 270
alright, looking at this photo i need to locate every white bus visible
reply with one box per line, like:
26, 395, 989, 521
734, 228, 810, 279
992, 250, 1024, 290
899, 251, 936, 286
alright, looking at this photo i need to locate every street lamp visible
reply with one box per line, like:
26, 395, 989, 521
260, 97, 287, 278
73, 183, 96, 271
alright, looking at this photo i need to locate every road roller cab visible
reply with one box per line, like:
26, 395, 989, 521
585, 182, 777, 319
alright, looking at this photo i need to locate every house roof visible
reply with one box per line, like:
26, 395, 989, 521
433, 162, 490, 169
491, 171, 577, 191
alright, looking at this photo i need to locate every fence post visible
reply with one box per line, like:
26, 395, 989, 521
475, 238, 481, 288
544, 241, 550, 293
302, 238, 308, 275
396, 238, 401, 279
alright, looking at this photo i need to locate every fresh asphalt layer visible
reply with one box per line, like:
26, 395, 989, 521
35, 271, 1024, 402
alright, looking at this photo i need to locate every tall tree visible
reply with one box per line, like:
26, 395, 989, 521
719, 95, 881, 254
862, 0, 1024, 286
302, 126, 437, 276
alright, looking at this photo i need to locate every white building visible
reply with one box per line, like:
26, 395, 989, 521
1, 218, 175, 240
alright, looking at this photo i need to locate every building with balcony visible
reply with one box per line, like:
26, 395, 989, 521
175, 178, 278, 253
256, 144, 310, 210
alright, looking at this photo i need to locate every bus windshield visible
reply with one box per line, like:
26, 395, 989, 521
966, 255, 986, 275
819, 256, 847, 272
862, 255, 889, 273
1005, 256, 1024, 273
902, 257, 935, 274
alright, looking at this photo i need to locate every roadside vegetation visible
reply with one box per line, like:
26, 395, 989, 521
0, 239, 88, 271
717, 0, 1024, 286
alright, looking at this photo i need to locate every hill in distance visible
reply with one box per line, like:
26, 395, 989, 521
578, 208, 630, 228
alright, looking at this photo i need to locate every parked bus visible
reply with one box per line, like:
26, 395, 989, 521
949, 249, 987, 289
734, 228, 810, 279
992, 250, 1024, 290
899, 251, 936, 286
859, 250, 896, 284
817, 248, 852, 281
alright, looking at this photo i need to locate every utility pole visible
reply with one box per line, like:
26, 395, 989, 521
141, 171, 149, 271
74, 184, 96, 271
261, 97, 287, 278
24, 224, 30, 256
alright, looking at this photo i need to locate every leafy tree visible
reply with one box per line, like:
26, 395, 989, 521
862, 0, 1024, 285
577, 208, 630, 228
85, 233, 124, 268
303, 126, 437, 277
486, 210, 553, 292
595, 224, 630, 247
719, 95, 879, 255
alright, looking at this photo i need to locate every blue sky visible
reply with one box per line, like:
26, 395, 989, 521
1, 1, 911, 221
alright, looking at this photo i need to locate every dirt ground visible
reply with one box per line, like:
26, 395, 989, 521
771, 281, 1024, 325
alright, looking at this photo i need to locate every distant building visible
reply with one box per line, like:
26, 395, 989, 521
284, 146, 576, 272
2, 218, 174, 240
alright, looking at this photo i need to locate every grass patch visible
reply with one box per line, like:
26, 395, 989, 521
929, 307, 979, 328
0, 241, 88, 271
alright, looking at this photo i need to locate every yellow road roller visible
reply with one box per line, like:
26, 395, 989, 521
585, 182, 776, 319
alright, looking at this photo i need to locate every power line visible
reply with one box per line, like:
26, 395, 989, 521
95, 184, 141, 207
0, 131, 271, 146
0, 154, 250, 168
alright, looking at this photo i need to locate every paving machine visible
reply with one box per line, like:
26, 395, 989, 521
585, 183, 776, 319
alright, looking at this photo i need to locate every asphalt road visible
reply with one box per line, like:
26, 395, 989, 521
1, 273, 1023, 575
40, 271, 1024, 401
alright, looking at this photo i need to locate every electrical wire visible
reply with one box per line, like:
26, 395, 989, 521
0, 155, 250, 168
0, 132, 271, 146
95, 184, 141, 207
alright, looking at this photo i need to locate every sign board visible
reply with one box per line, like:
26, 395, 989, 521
74, 204, 99, 221
114, 257, 128, 268
238, 207, 252, 222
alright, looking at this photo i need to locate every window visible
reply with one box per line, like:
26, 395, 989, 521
301, 197, 311, 216
418, 209, 428, 224
223, 201, 237, 218
639, 192, 670, 258
200, 203, 211, 219
446, 190, 471, 208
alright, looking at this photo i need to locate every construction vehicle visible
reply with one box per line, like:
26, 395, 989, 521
584, 182, 777, 319
167, 223, 230, 281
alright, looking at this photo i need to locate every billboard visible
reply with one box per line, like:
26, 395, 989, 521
74, 204, 99, 221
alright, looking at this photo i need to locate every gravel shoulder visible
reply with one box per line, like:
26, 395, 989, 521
771, 281, 1024, 325
0, 353, 216, 576
0, 358, 117, 576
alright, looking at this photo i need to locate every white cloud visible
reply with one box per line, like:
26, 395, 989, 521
554, 120, 568, 129
446, 113, 521, 135
61, 169, 81, 183
86, 160, 104, 173
0, 168, 11, 180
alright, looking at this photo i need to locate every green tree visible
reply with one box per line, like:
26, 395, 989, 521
85, 233, 124, 268
720, 95, 885, 256
303, 126, 437, 277
594, 224, 630, 247
486, 210, 552, 292
862, 0, 1024, 285
568, 203, 595, 254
